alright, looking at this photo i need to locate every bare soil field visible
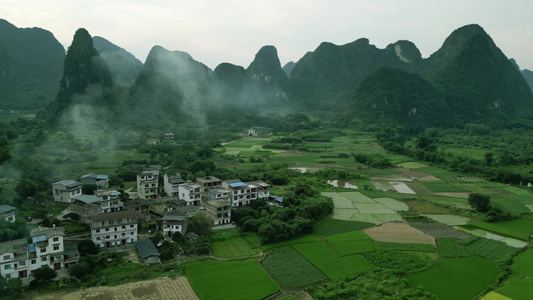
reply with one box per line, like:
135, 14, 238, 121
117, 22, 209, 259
408, 221, 471, 239
34, 277, 198, 300
363, 221, 435, 245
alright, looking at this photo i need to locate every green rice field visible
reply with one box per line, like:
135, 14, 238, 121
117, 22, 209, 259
423, 182, 469, 193
186, 259, 279, 300
373, 198, 409, 211
261, 246, 327, 288
495, 276, 533, 300
312, 218, 373, 237
470, 219, 533, 240
511, 248, 533, 276
421, 214, 471, 226
407, 257, 499, 300
292, 242, 375, 279
211, 231, 259, 258
259, 234, 322, 252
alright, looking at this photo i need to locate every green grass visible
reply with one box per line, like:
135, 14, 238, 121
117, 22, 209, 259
259, 234, 323, 252
186, 259, 279, 300
261, 246, 327, 288
292, 242, 376, 279
325, 231, 375, 256
495, 276, 533, 300
511, 248, 533, 276
373, 198, 409, 211
471, 219, 533, 240
313, 218, 373, 237
362, 251, 435, 273
211, 231, 259, 258
407, 257, 500, 300
416, 167, 462, 181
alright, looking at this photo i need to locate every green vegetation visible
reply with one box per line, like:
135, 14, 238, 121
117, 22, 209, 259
292, 242, 375, 279
471, 219, 533, 240
373, 241, 436, 252
261, 246, 327, 288
407, 257, 500, 300
211, 231, 259, 258
436, 237, 469, 258
308, 270, 435, 300
362, 251, 434, 273
312, 218, 373, 237
186, 260, 279, 300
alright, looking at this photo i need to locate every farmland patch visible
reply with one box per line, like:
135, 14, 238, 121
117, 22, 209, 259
186, 260, 279, 300
261, 246, 327, 289
350, 213, 402, 224
332, 208, 358, 220
454, 226, 528, 248
510, 248, 533, 276
410, 221, 471, 238
313, 218, 373, 237
372, 180, 395, 192
373, 198, 409, 211
292, 242, 375, 279
353, 203, 397, 214
398, 162, 428, 169
470, 219, 533, 240
494, 276, 533, 300
342, 192, 375, 203
390, 182, 416, 194
407, 257, 499, 300
363, 221, 435, 244
420, 214, 471, 226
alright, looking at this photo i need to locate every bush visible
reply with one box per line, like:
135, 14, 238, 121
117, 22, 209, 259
34, 266, 57, 282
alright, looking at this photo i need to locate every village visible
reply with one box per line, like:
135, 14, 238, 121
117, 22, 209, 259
0, 167, 275, 282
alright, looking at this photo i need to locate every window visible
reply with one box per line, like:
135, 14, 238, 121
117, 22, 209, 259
41, 248, 46, 253
31, 259, 36, 264
5, 274, 10, 279
41, 257, 47, 262
96, 229, 100, 233
3, 255, 10, 260
19, 261, 25, 266
53, 245, 59, 251
53, 237, 59, 242
96, 237, 101, 240
130, 232, 134, 235
4, 264, 11, 270
130, 225, 134, 228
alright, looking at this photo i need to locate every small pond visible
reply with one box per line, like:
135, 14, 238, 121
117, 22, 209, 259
326, 179, 358, 190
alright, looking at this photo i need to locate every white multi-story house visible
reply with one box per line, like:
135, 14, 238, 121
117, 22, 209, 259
160, 214, 188, 237
178, 182, 202, 206
95, 189, 123, 213
247, 181, 271, 199
0, 205, 16, 222
0, 227, 78, 279
0, 238, 29, 279
71, 195, 103, 223
52, 180, 82, 203
222, 180, 271, 207
30, 226, 78, 272
206, 187, 231, 201
137, 171, 159, 200
91, 211, 138, 248
205, 199, 231, 226
163, 173, 184, 197
80, 173, 110, 188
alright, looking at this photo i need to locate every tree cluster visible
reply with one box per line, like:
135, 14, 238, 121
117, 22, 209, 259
232, 182, 333, 244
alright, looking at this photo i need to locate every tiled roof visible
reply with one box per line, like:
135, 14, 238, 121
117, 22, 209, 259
135, 240, 160, 259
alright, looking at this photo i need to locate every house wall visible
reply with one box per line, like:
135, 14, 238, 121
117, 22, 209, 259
91, 216, 138, 248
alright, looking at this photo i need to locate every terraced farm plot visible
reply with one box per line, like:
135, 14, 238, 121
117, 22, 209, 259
261, 246, 327, 289
372, 180, 395, 192
342, 192, 375, 203
511, 248, 533, 276
259, 234, 323, 252
322, 192, 356, 208
332, 208, 358, 220
364, 221, 435, 244
482, 292, 512, 300
495, 276, 533, 300
186, 260, 279, 300
353, 203, 397, 214
470, 219, 533, 240
421, 214, 471, 226
373, 198, 409, 211
407, 257, 500, 300
390, 182, 416, 194
351, 213, 402, 224
326, 231, 374, 256
410, 221, 471, 238
211, 236, 259, 258
454, 226, 528, 248
405, 182, 433, 195
292, 242, 375, 279
313, 218, 373, 237
423, 182, 469, 193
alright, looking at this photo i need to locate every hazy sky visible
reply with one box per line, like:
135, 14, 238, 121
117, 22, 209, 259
2, 1, 532, 70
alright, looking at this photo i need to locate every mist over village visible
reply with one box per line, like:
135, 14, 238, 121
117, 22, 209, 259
1, 2, 533, 299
